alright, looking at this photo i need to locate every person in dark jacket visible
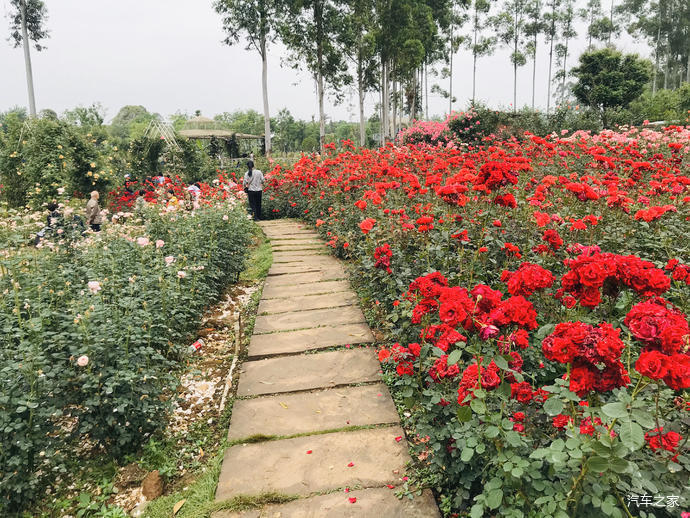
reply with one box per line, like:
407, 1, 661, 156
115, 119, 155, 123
242, 160, 265, 221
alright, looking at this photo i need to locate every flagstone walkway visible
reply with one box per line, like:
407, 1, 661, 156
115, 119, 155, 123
213, 219, 439, 518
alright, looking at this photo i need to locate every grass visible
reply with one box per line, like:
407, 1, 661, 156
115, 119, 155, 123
240, 226, 273, 283
143, 224, 273, 518
142, 449, 296, 518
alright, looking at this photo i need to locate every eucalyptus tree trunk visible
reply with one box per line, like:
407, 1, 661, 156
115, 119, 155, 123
382, 60, 389, 143
653, 24, 661, 95
358, 61, 366, 147
513, 9, 518, 113
472, 4, 479, 103
260, 34, 271, 155
392, 79, 398, 138
315, 0, 326, 153
425, 61, 429, 119
20, 0, 37, 117
449, 21, 454, 114
546, 1, 556, 114
531, 32, 537, 109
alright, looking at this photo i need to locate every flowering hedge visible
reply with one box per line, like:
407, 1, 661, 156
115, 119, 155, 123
0, 202, 251, 512
262, 127, 689, 517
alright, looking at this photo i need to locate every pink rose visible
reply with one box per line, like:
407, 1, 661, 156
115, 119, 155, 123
87, 281, 101, 294
164, 256, 175, 266
136, 237, 150, 247
155, 239, 165, 248
77, 355, 89, 367
177, 270, 186, 279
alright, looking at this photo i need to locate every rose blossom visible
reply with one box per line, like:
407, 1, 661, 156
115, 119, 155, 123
87, 281, 101, 294
136, 237, 150, 247
177, 270, 186, 278
77, 355, 89, 367
164, 256, 175, 266
155, 239, 165, 248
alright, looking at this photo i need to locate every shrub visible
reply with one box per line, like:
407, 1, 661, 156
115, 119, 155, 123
0, 202, 252, 512
263, 128, 690, 517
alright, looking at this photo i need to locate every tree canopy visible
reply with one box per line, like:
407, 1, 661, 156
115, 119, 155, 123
571, 48, 652, 126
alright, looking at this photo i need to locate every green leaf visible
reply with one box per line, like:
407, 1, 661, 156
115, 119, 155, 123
461, 447, 475, 462
493, 355, 509, 370
619, 421, 644, 451
470, 398, 487, 415
631, 409, 655, 428
470, 504, 484, 518
486, 488, 503, 510
457, 406, 472, 422
505, 431, 522, 447
447, 350, 462, 365
588, 456, 609, 472
543, 397, 564, 416
601, 402, 628, 419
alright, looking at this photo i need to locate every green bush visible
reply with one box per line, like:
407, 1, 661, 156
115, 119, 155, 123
0, 115, 113, 209
0, 204, 252, 513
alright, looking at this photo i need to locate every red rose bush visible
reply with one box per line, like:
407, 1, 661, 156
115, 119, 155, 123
262, 126, 689, 516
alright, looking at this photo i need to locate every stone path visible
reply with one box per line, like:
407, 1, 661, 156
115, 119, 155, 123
213, 220, 439, 518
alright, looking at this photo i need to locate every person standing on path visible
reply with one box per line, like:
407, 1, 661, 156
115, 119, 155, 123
85, 191, 103, 232
243, 160, 264, 221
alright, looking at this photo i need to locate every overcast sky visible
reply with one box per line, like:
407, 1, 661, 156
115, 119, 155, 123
1, 0, 649, 123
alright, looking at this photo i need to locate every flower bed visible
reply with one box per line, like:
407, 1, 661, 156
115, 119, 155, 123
262, 127, 690, 517
0, 200, 252, 513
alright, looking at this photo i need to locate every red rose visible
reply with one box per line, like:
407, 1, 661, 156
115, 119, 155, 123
635, 350, 669, 380
569, 363, 597, 396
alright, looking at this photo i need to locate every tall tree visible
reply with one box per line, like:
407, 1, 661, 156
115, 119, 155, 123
524, 0, 545, 109
341, 0, 379, 146
492, 0, 528, 113
464, 0, 496, 103
543, 0, 561, 113
446, 2, 468, 114
280, 0, 351, 152
8, 0, 48, 117
214, 0, 281, 155
553, 0, 577, 104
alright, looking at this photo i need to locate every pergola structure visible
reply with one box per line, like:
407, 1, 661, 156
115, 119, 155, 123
179, 116, 265, 160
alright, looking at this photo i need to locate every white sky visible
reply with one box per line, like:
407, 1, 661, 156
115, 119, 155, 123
0, 0, 649, 123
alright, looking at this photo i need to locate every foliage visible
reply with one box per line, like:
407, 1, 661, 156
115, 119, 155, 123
571, 48, 652, 127
0, 114, 112, 208
0, 201, 252, 513
262, 127, 690, 517
109, 105, 159, 140
8, 0, 49, 50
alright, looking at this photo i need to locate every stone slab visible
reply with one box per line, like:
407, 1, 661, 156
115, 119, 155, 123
272, 256, 340, 266
237, 348, 380, 396
268, 262, 343, 275
254, 306, 366, 334
213, 488, 440, 518
272, 239, 323, 247
227, 384, 399, 440
248, 323, 374, 358
263, 269, 345, 287
268, 233, 320, 240
215, 427, 410, 501
266, 249, 329, 254
258, 292, 358, 314
261, 280, 351, 299
271, 251, 331, 261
